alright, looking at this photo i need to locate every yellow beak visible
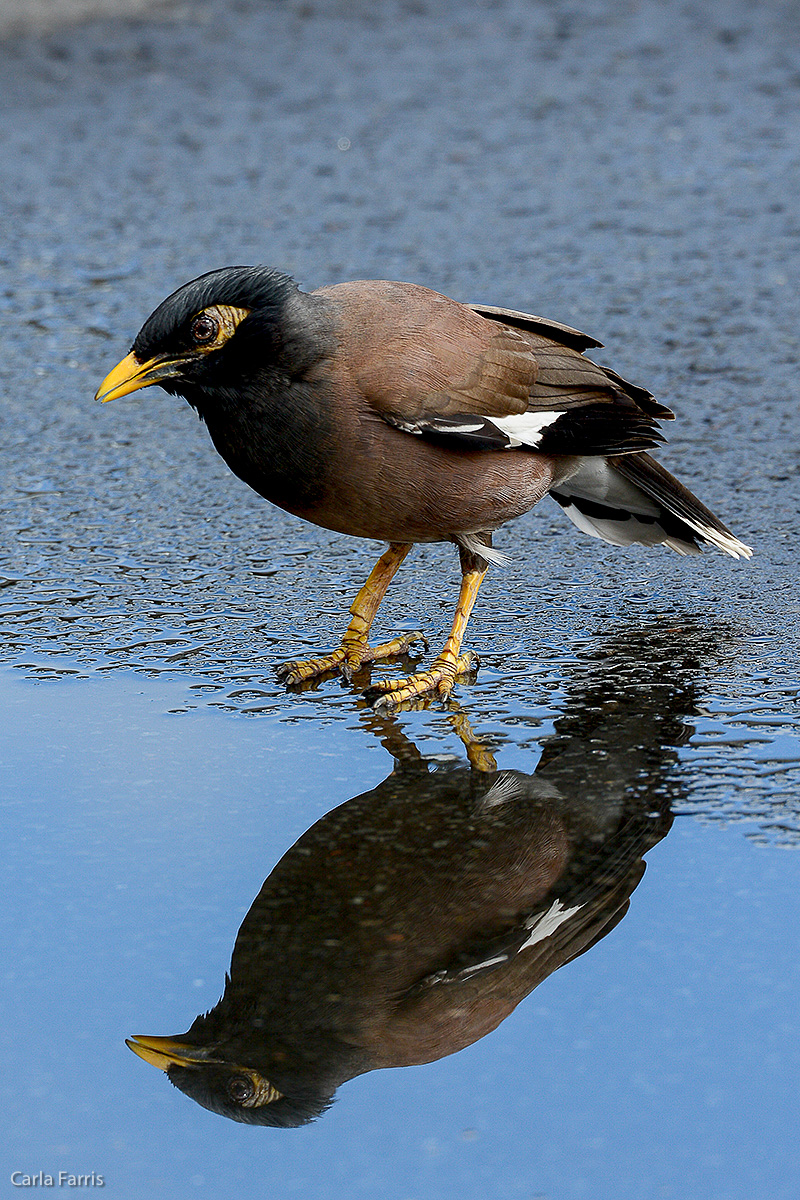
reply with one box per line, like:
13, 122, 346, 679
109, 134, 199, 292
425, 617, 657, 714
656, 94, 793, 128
95, 351, 189, 403
126, 1034, 218, 1072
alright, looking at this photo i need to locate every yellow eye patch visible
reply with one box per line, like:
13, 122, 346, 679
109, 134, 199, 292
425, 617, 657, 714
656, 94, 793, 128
237, 1070, 283, 1108
190, 304, 251, 350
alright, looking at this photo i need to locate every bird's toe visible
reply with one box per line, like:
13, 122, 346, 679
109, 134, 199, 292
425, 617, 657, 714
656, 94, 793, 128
276, 647, 347, 686
364, 650, 479, 711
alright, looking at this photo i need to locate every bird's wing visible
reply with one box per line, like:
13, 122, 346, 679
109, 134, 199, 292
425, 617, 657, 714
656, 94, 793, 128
367, 309, 674, 458
395, 862, 643, 1012
403, 898, 585, 990
468, 303, 602, 351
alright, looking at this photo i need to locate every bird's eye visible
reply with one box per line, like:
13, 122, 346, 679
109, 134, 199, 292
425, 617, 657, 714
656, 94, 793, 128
227, 1075, 255, 1104
190, 313, 219, 344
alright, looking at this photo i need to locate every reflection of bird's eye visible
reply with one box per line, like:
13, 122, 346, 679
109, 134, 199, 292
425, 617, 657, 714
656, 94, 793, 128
227, 1075, 255, 1104
191, 314, 219, 344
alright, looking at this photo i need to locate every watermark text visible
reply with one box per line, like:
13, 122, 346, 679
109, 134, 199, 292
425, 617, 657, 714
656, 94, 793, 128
11, 1173, 105, 1188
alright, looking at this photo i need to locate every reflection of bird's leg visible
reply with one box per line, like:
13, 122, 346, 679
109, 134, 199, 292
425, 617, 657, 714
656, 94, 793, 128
358, 709, 429, 769
448, 706, 498, 773
368, 543, 488, 711
361, 698, 497, 771
278, 543, 426, 685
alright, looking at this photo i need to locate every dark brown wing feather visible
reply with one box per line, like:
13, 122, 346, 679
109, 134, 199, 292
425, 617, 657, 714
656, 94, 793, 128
613, 452, 747, 549
316, 280, 671, 456
468, 303, 602, 351
413, 324, 539, 419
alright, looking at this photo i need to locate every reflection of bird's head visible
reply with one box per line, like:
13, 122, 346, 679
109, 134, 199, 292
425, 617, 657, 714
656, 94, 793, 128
126, 1020, 337, 1127
95, 266, 306, 407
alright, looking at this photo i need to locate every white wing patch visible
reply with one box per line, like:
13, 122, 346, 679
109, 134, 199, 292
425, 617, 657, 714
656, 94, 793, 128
387, 410, 566, 449
426, 420, 487, 434
485, 411, 565, 448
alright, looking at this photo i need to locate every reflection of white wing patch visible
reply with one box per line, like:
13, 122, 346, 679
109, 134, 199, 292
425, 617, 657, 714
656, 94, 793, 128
521, 899, 583, 949
452, 954, 510, 981
415, 895, 583, 991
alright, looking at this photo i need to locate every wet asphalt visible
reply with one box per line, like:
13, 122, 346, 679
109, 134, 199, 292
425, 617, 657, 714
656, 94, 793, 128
3, 0, 798, 608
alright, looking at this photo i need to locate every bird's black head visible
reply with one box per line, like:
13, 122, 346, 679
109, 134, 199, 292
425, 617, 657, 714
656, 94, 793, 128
94, 265, 301, 406
126, 1033, 334, 1127
165, 1062, 334, 1128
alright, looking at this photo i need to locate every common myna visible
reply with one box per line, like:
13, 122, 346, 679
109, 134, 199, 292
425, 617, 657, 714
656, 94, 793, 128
96, 267, 751, 707
126, 626, 703, 1125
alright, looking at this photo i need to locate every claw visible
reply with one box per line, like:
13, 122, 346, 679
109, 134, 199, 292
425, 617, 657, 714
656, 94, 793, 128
364, 651, 479, 712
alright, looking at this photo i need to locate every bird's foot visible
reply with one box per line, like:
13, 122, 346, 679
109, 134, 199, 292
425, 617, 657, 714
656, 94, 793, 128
341, 631, 428, 682
277, 631, 427, 687
364, 650, 479, 712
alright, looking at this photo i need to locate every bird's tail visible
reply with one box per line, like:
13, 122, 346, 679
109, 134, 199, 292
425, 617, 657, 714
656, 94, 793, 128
548, 452, 752, 559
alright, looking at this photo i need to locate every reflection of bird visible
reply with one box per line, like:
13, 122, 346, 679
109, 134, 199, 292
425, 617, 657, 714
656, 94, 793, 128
95, 267, 751, 707
126, 626, 707, 1126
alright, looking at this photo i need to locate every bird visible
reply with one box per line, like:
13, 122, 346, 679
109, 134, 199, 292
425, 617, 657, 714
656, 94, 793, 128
124, 621, 702, 1125
95, 266, 752, 708
128, 768, 660, 1125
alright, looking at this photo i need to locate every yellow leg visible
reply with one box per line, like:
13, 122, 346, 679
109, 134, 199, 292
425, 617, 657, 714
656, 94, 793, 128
366, 562, 487, 711
277, 543, 426, 686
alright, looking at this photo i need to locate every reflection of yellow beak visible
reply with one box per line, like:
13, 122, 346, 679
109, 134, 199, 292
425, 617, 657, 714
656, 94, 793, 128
126, 1034, 219, 1072
95, 351, 190, 403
